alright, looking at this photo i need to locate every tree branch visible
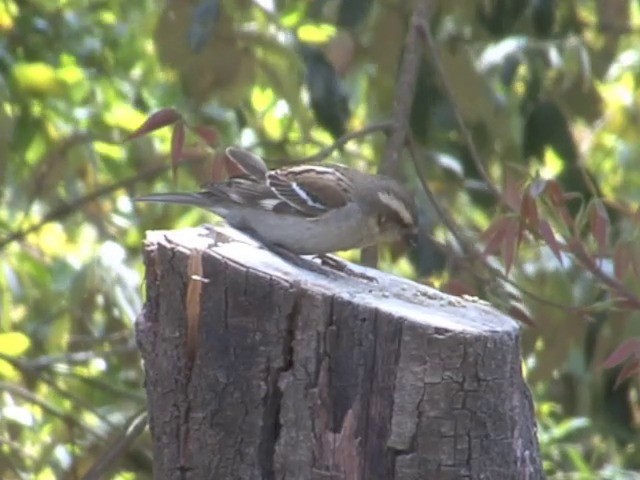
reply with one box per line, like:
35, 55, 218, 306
0, 156, 205, 250
295, 121, 393, 164
380, 0, 431, 178
362, 0, 432, 266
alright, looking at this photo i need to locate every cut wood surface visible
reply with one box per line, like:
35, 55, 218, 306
136, 226, 543, 480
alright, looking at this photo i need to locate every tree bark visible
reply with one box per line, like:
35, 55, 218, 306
136, 227, 543, 480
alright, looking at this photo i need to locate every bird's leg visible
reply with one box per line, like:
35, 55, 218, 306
267, 244, 343, 277
314, 254, 377, 282
314, 253, 345, 269
256, 235, 376, 282
228, 226, 338, 277
252, 237, 370, 281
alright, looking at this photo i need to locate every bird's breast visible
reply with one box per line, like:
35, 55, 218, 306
227, 206, 374, 255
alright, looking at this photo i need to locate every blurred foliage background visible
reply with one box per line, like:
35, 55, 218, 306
3, 0, 640, 478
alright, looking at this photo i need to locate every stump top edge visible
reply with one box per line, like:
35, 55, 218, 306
145, 227, 520, 334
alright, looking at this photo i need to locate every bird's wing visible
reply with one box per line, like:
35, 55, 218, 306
193, 176, 303, 215
266, 165, 353, 215
136, 162, 355, 219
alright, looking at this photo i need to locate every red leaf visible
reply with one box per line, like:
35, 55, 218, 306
613, 242, 631, 281
572, 200, 589, 234
442, 279, 477, 297
565, 236, 582, 255
192, 125, 219, 146
125, 108, 182, 141
502, 217, 520, 275
482, 217, 510, 257
516, 216, 526, 259
589, 200, 610, 258
507, 303, 536, 327
521, 192, 540, 230
210, 152, 227, 182
178, 146, 207, 161
602, 338, 640, 369
631, 244, 640, 279
545, 180, 574, 228
223, 151, 247, 178
632, 205, 640, 224
503, 175, 523, 211
517, 192, 538, 253
614, 358, 640, 389
482, 216, 522, 273
171, 121, 186, 180
538, 220, 564, 265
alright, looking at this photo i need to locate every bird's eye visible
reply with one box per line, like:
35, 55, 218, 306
378, 213, 413, 231
378, 213, 413, 230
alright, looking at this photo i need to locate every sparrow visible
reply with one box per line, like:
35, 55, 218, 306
135, 147, 419, 257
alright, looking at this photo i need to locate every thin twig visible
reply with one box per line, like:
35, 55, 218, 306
0, 381, 106, 438
294, 121, 393, 164
380, 1, 431, 178
405, 135, 471, 253
5, 344, 139, 370
27, 132, 95, 197
81, 409, 148, 480
570, 240, 640, 309
362, 1, 432, 266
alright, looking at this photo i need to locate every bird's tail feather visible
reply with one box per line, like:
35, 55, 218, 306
134, 192, 214, 209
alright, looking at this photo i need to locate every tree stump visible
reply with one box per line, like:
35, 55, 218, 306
136, 227, 543, 480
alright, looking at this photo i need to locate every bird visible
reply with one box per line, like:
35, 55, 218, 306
135, 147, 418, 259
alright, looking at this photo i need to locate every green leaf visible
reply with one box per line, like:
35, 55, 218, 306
296, 23, 337, 44
0, 331, 31, 356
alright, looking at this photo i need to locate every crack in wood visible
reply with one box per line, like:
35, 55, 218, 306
258, 285, 302, 479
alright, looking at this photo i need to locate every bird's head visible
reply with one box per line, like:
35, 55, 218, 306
365, 181, 419, 246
